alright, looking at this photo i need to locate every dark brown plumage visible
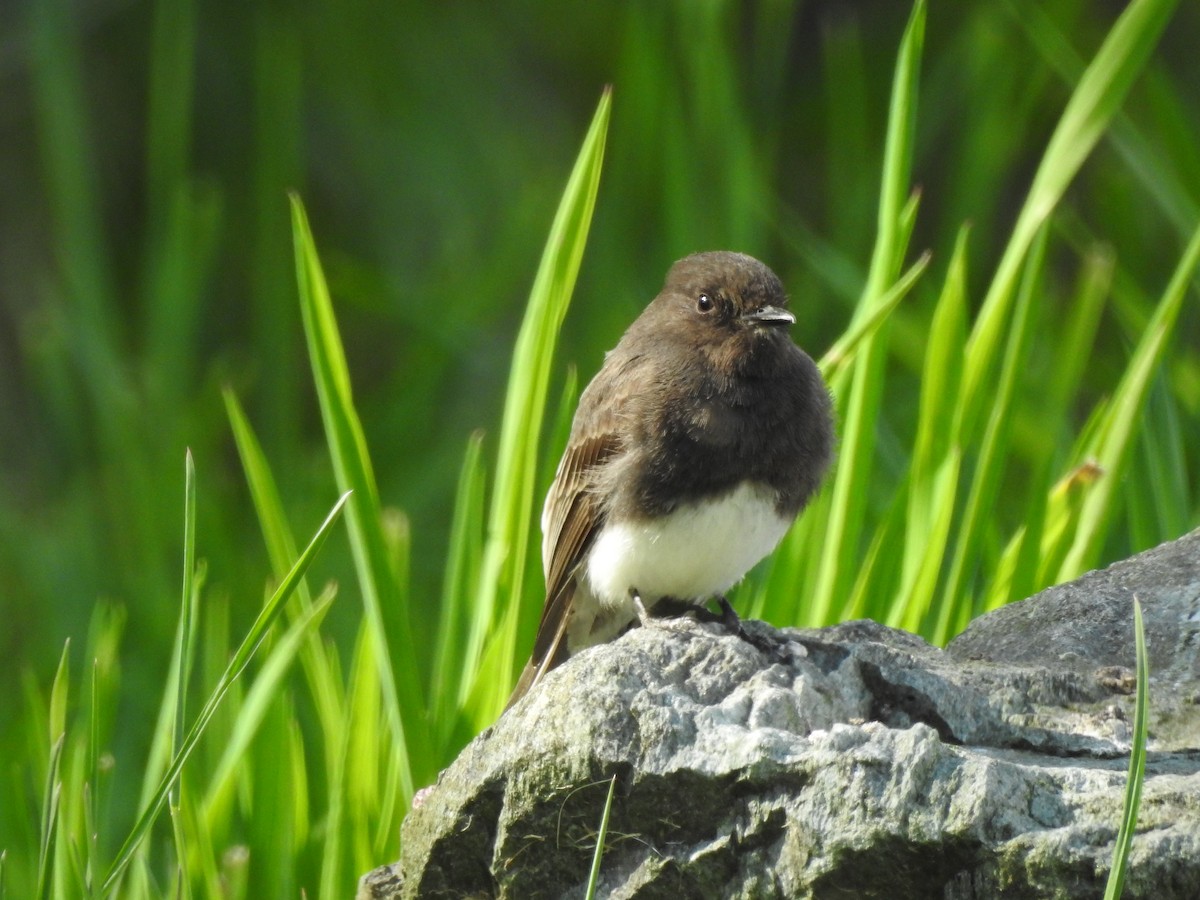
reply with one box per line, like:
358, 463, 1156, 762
507, 251, 834, 708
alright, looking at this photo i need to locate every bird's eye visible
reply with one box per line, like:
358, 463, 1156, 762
697, 293, 714, 313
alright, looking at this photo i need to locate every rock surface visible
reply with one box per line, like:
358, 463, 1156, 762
362, 531, 1200, 899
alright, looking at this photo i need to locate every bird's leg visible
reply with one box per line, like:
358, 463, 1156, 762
630, 590, 696, 634
631, 588, 652, 627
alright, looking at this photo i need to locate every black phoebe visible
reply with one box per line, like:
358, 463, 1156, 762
507, 251, 834, 707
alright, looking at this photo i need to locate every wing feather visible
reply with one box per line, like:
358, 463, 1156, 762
507, 353, 639, 707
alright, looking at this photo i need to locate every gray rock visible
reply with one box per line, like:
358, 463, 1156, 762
362, 530, 1200, 899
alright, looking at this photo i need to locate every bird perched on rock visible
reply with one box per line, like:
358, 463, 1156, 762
507, 251, 834, 707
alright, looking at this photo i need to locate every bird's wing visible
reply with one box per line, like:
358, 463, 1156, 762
506, 357, 636, 708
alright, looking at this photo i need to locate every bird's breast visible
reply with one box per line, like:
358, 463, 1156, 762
584, 481, 791, 609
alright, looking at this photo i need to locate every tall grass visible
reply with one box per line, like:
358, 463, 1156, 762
2, 0, 1196, 895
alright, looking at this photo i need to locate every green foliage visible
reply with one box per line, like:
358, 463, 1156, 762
1, 0, 1196, 895
585, 775, 618, 900
1104, 598, 1150, 900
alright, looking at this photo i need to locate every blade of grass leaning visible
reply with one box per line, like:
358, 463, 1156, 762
36, 641, 70, 900
808, 0, 924, 627
889, 228, 969, 629
46, 641, 70, 784
318, 663, 353, 900
930, 225, 1047, 642
1046, 246, 1114, 432
201, 583, 336, 822
101, 491, 349, 893
178, 780, 221, 900
816, 249, 930, 378
1057, 220, 1200, 580
118, 480, 204, 889
842, 488, 905, 624
584, 775, 618, 900
1035, 460, 1105, 591
429, 431, 486, 750
984, 247, 1115, 610
1103, 597, 1149, 899
345, 622, 383, 878
959, 0, 1180, 439
1130, 381, 1191, 546
85, 659, 100, 897
374, 735, 404, 861
462, 88, 611, 722
76, 607, 123, 897
168, 794, 190, 900
1014, 0, 1198, 237
245, 693, 304, 899
224, 387, 346, 748
222, 390, 314, 608
172, 450, 198, 810
290, 194, 433, 797
36, 780, 62, 900
67, 786, 92, 897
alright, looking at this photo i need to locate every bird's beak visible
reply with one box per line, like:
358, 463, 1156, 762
741, 305, 795, 327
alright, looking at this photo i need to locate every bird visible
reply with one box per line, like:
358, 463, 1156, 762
506, 251, 834, 708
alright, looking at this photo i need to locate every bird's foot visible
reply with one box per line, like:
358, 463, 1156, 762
654, 595, 724, 623
630, 590, 707, 636
717, 596, 791, 663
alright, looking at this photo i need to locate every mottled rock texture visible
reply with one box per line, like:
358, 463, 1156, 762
361, 530, 1200, 899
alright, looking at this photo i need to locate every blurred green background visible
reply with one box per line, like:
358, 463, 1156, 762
1, 0, 1198, 877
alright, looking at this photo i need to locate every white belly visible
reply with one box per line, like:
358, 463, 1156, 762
584, 481, 791, 612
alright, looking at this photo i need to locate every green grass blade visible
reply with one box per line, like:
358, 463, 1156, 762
1058, 220, 1200, 579
430, 432, 486, 750
36, 642, 70, 900
932, 225, 1047, 642
320, 621, 381, 899
858, 3, 924, 314
961, 0, 1180, 430
172, 451, 198, 807
584, 775, 617, 900
222, 389, 305, 583
35, 777, 61, 900
47, 641, 69, 759
318, 669, 352, 900
985, 246, 1114, 610
840, 489, 905, 624
201, 585, 336, 823
344, 623, 382, 878
808, 0, 925, 626
817, 250, 930, 378
889, 229, 969, 630
223, 388, 345, 749
465, 89, 611, 721
176, 781, 221, 900
1128, 381, 1191, 548
1103, 597, 1149, 899
1015, 1, 1198, 238
290, 194, 433, 797
1045, 246, 1115, 446
168, 799, 191, 900
101, 492, 349, 893
85, 660, 100, 898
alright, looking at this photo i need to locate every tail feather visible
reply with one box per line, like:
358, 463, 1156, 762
505, 596, 572, 710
